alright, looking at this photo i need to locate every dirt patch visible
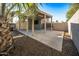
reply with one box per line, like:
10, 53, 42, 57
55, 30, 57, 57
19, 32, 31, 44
12, 30, 23, 36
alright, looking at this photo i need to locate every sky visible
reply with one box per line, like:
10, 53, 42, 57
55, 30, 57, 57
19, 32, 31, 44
13, 3, 71, 23
39, 3, 71, 22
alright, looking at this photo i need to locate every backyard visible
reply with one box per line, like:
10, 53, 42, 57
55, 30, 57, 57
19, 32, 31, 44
0, 3, 79, 56
8, 30, 79, 56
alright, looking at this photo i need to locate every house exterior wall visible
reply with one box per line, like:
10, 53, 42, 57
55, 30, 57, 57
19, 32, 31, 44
68, 9, 79, 52
28, 19, 32, 30
68, 9, 79, 35
16, 21, 27, 30
0, 4, 2, 16
16, 17, 43, 30
16, 21, 19, 30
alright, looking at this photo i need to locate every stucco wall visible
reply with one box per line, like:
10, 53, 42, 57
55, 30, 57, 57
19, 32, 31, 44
52, 23, 68, 31
68, 9, 79, 35
71, 23, 79, 52
16, 19, 42, 30
16, 21, 27, 30
0, 4, 2, 16
68, 9, 79, 52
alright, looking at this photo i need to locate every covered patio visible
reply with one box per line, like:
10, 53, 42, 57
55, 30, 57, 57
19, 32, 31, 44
16, 10, 53, 34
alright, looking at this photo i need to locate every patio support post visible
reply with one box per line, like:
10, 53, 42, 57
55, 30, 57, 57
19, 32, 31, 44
19, 19, 20, 30
32, 17, 34, 34
44, 14, 46, 32
27, 17, 28, 32
51, 17, 53, 31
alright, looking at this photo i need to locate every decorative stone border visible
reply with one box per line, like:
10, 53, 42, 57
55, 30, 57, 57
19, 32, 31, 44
13, 35, 24, 39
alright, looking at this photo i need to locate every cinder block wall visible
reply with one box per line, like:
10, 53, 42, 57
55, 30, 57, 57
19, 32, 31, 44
52, 23, 68, 31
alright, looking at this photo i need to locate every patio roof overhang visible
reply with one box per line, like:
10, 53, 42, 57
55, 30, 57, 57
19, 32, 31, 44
25, 10, 52, 19
37, 10, 52, 18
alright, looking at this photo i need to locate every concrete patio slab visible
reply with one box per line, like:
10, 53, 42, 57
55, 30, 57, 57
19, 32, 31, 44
18, 30, 64, 52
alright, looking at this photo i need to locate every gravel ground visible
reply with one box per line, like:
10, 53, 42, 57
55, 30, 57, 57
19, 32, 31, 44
9, 31, 79, 56
62, 34, 79, 56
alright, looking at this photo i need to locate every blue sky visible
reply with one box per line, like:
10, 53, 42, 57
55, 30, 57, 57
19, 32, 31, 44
39, 3, 71, 22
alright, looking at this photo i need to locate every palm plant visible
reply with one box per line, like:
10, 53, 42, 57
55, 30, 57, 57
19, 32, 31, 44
0, 3, 40, 55
66, 3, 79, 21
